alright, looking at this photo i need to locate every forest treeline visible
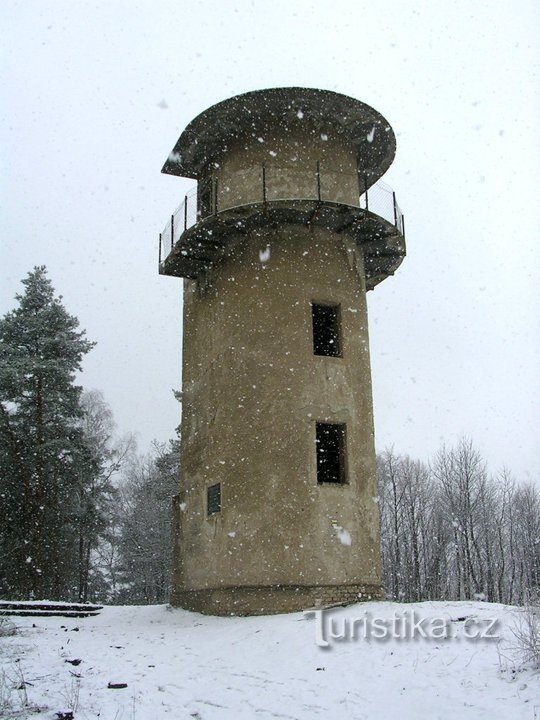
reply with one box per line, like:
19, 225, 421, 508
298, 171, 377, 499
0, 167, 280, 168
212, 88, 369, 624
0, 268, 538, 605
378, 442, 539, 605
0, 267, 178, 603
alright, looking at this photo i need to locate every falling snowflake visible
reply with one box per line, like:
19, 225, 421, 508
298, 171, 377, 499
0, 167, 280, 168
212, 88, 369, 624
332, 524, 352, 547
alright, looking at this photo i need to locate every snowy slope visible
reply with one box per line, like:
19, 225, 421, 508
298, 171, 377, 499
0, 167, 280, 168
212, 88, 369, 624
0, 601, 537, 719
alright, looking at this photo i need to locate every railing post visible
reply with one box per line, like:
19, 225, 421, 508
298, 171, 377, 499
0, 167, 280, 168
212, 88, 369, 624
401, 214, 405, 239
214, 178, 218, 215
393, 191, 398, 227
364, 174, 369, 211
170, 214, 174, 251
159, 233, 162, 265
184, 195, 188, 231
316, 161, 321, 201
262, 163, 267, 204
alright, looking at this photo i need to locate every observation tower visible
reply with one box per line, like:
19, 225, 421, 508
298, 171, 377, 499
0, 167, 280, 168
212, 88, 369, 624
158, 87, 406, 615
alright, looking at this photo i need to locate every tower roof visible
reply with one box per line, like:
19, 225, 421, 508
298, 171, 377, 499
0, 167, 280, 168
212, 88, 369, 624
162, 87, 396, 180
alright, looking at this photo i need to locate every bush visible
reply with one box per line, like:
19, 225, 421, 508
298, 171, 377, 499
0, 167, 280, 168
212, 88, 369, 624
510, 600, 540, 669
0, 618, 17, 637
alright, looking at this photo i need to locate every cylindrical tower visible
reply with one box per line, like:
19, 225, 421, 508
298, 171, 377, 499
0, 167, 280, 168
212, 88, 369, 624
158, 88, 406, 615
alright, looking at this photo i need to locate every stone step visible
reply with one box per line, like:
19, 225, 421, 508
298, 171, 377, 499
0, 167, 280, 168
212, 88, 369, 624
0, 601, 103, 618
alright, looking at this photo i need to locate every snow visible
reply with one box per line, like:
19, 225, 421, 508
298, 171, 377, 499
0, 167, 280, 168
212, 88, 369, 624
332, 524, 352, 547
0, 599, 96, 607
0, 601, 537, 719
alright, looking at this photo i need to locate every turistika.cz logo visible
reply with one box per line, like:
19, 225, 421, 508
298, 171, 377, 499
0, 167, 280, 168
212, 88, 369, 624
304, 608, 501, 647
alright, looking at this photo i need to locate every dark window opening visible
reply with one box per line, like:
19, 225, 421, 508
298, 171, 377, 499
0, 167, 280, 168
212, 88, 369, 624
312, 303, 341, 357
198, 177, 216, 219
207, 483, 221, 515
316, 423, 346, 484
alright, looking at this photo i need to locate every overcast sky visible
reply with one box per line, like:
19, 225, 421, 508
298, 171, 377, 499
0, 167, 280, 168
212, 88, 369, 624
2, 0, 539, 481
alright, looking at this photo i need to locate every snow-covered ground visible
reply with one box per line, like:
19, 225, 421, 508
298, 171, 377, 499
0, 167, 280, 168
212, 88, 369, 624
0, 600, 538, 719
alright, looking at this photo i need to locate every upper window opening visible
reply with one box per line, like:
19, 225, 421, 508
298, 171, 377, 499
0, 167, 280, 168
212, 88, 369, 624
312, 303, 341, 357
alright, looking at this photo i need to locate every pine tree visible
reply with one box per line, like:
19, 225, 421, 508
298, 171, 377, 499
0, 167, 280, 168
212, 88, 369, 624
0, 266, 95, 599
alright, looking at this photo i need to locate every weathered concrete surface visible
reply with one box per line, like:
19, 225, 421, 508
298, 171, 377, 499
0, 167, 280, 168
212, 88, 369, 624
170, 225, 383, 613
215, 129, 360, 210
163, 88, 403, 615
172, 584, 384, 617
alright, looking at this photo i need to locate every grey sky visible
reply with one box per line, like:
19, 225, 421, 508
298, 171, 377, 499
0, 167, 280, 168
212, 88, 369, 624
2, 0, 539, 480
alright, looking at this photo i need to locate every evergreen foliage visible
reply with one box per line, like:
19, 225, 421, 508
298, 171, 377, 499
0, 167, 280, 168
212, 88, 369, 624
0, 267, 95, 599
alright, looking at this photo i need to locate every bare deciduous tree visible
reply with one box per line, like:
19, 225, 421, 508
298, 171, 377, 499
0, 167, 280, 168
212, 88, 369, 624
378, 439, 539, 606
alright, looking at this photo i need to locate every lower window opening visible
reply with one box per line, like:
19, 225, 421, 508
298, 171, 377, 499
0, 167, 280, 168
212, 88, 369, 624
207, 483, 221, 515
316, 422, 346, 484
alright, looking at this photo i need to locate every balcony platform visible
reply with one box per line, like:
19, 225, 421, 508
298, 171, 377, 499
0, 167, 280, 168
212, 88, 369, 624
159, 199, 405, 290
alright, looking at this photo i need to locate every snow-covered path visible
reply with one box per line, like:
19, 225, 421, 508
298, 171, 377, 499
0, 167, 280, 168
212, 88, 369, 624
0, 601, 537, 719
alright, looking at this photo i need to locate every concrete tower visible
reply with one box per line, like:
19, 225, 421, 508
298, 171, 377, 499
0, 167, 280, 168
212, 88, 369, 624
159, 88, 406, 616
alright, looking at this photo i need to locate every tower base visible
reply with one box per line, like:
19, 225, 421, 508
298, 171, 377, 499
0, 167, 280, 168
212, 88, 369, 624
170, 583, 384, 616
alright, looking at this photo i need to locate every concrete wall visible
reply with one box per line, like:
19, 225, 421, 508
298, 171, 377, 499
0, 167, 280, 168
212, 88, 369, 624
171, 223, 382, 613
201, 125, 360, 212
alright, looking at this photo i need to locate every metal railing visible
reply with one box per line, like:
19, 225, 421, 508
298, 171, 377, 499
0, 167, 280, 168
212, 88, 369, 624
159, 168, 404, 264
360, 179, 405, 236
159, 186, 197, 262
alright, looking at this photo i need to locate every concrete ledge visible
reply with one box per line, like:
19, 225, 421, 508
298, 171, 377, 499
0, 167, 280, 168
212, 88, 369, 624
159, 199, 405, 287
170, 583, 384, 616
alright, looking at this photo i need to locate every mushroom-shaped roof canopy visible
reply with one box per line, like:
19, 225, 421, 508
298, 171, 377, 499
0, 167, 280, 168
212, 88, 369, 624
162, 87, 396, 181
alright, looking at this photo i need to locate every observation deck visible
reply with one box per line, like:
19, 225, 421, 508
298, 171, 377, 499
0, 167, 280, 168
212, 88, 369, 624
158, 173, 405, 290
157, 87, 406, 290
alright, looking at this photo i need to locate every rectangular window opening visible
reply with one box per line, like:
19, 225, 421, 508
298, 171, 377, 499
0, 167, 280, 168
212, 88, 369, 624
207, 483, 221, 515
312, 303, 342, 357
316, 422, 347, 484
198, 177, 216, 219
